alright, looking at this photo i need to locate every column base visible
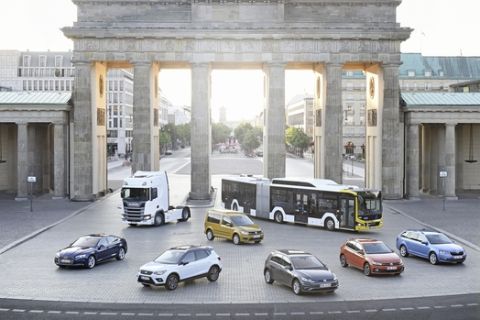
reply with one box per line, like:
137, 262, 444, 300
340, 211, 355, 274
52, 196, 65, 200
444, 196, 458, 200
71, 194, 96, 202
188, 191, 211, 201
15, 197, 28, 201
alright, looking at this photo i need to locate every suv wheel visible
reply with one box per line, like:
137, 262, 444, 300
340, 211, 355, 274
399, 245, 409, 257
206, 229, 215, 241
292, 279, 302, 295
232, 234, 241, 245
165, 274, 179, 290
264, 269, 274, 284
207, 265, 220, 282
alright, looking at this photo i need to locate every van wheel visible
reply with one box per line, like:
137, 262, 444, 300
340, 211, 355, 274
274, 211, 284, 224
232, 233, 241, 245
206, 229, 215, 241
325, 218, 335, 231
154, 212, 164, 226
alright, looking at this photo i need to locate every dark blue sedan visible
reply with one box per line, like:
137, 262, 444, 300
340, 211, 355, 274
396, 229, 466, 265
55, 234, 128, 269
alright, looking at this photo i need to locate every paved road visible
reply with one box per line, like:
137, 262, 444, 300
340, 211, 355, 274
0, 294, 478, 319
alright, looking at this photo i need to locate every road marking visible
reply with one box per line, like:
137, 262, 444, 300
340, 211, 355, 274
12, 309, 26, 313
137, 312, 153, 316
158, 313, 173, 317
29, 310, 44, 313
434, 306, 447, 309
0, 308, 9, 312
273, 312, 287, 316
451, 304, 463, 308
365, 309, 377, 313
48, 311, 62, 314
417, 306, 430, 310
216, 313, 230, 317
328, 311, 342, 314
121, 312, 135, 316
254, 313, 268, 316
346, 310, 360, 314
467, 303, 479, 307
290, 312, 305, 315
309, 311, 324, 315
235, 313, 250, 316
84, 311, 98, 315
382, 308, 396, 312
195, 313, 212, 317
400, 307, 415, 311
178, 313, 191, 317
65, 311, 80, 315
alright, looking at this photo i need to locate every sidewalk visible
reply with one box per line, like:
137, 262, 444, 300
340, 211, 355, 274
386, 198, 480, 249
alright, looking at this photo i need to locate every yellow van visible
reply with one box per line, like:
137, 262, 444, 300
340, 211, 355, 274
204, 209, 264, 245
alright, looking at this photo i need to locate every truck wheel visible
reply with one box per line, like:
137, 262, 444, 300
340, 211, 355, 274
179, 207, 190, 222
154, 212, 164, 226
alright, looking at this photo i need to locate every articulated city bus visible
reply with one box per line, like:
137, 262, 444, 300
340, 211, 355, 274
221, 176, 383, 232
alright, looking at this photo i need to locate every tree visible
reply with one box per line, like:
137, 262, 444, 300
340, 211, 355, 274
234, 123, 253, 145
285, 127, 311, 157
242, 130, 261, 154
176, 123, 191, 146
159, 130, 171, 154
212, 123, 231, 145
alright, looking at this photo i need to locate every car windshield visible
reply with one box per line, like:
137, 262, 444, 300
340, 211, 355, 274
231, 215, 254, 226
71, 236, 100, 248
154, 250, 185, 264
426, 233, 452, 244
290, 255, 327, 270
121, 187, 149, 201
363, 242, 392, 254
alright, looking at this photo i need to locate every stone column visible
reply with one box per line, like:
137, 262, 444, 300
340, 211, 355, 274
132, 61, 160, 173
16, 123, 28, 199
444, 123, 457, 199
324, 63, 343, 183
263, 63, 286, 179
71, 61, 93, 200
190, 63, 211, 200
382, 64, 403, 199
53, 123, 65, 198
313, 65, 326, 178
406, 123, 420, 198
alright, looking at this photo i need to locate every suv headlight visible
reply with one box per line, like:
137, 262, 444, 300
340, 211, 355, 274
439, 250, 449, 255
154, 270, 166, 275
75, 254, 87, 260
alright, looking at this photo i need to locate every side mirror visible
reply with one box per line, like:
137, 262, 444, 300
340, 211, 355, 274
358, 250, 365, 255
179, 261, 189, 266
98, 245, 105, 251
285, 265, 293, 271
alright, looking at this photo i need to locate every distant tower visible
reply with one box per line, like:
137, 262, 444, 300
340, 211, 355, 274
219, 105, 227, 123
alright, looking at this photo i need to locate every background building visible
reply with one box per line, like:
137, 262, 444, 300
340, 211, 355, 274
286, 94, 314, 138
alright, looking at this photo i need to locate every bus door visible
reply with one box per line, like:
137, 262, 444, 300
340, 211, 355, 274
339, 197, 355, 229
294, 193, 309, 224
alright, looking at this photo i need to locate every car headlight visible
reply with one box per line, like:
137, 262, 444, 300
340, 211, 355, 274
75, 254, 87, 260
332, 273, 337, 281
300, 276, 313, 283
153, 270, 166, 275
439, 250, 449, 255
372, 261, 382, 266
55, 252, 60, 258
240, 231, 249, 235
144, 215, 151, 220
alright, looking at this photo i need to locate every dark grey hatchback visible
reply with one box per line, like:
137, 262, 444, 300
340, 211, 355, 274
264, 249, 338, 295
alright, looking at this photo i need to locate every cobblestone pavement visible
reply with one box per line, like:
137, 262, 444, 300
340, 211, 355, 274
0, 174, 478, 304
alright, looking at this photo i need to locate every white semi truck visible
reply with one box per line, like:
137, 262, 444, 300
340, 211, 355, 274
120, 171, 190, 226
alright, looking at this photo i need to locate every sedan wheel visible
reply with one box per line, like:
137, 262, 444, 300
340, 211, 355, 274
116, 247, 126, 261
165, 274, 179, 290
429, 252, 438, 265
86, 255, 96, 269
363, 263, 371, 276
264, 269, 274, 284
399, 245, 409, 257
292, 279, 302, 295
207, 266, 220, 282
206, 229, 215, 241
340, 254, 348, 267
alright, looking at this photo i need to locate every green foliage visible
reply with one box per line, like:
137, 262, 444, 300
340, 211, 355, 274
234, 123, 253, 145
242, 130, 261, 153
233, 123, 263, 153
285, 127, 311, 156
212, 123, 232, 145
176, 123, 191, 146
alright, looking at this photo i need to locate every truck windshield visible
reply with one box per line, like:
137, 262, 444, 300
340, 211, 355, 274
121, 188, 149, 201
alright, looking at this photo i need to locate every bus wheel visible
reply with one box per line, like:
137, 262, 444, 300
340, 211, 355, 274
274, 211, 284, 224
325, 218, 335, 231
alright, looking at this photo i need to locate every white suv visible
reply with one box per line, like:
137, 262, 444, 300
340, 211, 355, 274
137, 245, 222, 290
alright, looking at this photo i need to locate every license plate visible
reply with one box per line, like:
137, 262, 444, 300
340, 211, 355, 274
60, 259, 72, 264
253, 235, 261, 239
453, 256, 463, 259
387, 266, 397, 270
320, 283, 331, 288
140, 276, 150, 281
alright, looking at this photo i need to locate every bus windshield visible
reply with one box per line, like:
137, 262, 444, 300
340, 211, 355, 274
357, 191, 382, 218
121, 187, 149, 201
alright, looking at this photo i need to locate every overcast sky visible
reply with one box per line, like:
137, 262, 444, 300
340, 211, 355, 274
1, 0, 479, 121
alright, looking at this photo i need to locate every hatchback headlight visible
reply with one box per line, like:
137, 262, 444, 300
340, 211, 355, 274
75, 254, 87, 260
154, 270, 166, 275
372, 261, 382, 266
439, 250, 449, 255
300, 276, 313, 283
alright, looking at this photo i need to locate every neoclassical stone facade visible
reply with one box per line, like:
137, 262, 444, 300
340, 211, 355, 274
63, 0, 411, 200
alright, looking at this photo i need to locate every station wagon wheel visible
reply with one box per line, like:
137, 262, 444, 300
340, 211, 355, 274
207, 265, 220, 282
165, 274, 179, 290
206, 229, 215, 241
429, 252, 438, 265
116, 247, 126, 261
325, 218, 335, 231
86, 255, 96, 269
340, 254, 348, 267
399, 245, 409, 257
363, 263, 371, 276
274, 211, 283, 224
232, 233, 241, 245
292, 279, 302, 295
264, 269, 274, 284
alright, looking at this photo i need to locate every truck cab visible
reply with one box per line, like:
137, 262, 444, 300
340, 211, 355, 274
121, 171, 190, 226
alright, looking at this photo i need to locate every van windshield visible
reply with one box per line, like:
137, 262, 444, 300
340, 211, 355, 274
231, 215, 254, 226
121, 187, 149, 201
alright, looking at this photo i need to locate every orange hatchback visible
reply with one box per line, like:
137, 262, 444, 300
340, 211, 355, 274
339, 239, 404, 276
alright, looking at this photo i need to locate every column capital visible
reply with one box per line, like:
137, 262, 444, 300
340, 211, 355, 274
325, 62, 343, 68
71, 59, 92, 66
190, 62, 211, 69
263, 62, 287, 70
382, 62, 402, 69
445, 122, 458, 127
